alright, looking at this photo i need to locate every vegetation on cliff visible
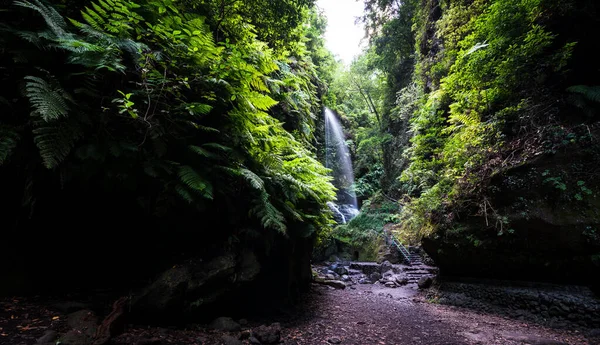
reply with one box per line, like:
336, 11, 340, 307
0, 0, 339, 295
326, 0, 600, 280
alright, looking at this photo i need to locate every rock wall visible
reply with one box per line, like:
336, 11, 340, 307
427, 278, 600, 329
423, 150, 600, 286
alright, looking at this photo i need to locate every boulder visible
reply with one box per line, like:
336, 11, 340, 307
369, 272, 382, 283
380, 261, 393, 274
67, 309, 98, 337
418, 276, 433, 289
58, 330, 92, 345
133, 251, 261, 318
395, 275, 409, 285
253, 323, 281, 344
334, 266, 349, 276
209, 317, 241, 332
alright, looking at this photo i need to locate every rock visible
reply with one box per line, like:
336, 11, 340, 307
341, 274, 350, 281
358, 278, 370, 284
417, 276, 433, 289
349, 262, 381, 275
333, 266, 349, 276
324, 280, 346, 289
395, 276, 409, 285
369, 272, 382, 283
240, 329, 251, 339
380, 261, 393, 273
67, 309, 98, 337
314, 277, 346, 289
253, 323, 281, 344
36, 330, 57, 344
328, 336, 342, 344
385, 281, 397, 288
249, 336, 261, 344
210, 317, 241, 332
325, 274, 337, 280
222, 335, 243, 345
58, 330, 92, 345
238, 318, 248, 326
382, 270, 394, 277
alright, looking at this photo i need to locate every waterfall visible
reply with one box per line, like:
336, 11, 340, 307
324, 108, 359, 224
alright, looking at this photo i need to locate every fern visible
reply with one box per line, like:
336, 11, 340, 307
188, 145, 215, 158
14, 0, 67, 37
0, 126, 19, 165
178, 165, 213, 199
32, 119, 82, 169
567, 85, 600, 103
240, 168, 265, 190
251, 192, 287, 233
24, 76, 70, 121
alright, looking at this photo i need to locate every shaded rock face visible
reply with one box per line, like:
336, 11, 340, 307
423, 152, 600, 284
133, 229, 316, 322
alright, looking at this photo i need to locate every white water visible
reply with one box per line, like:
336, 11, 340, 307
324, 108, 359, 223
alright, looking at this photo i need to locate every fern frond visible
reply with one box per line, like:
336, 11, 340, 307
202, 143, 232, 152
0, 125, 19, 165
24, 76, 70, 121
251, 192, 286, 233
567, 85, 600, 103
240, 168, 265, 190
14, 0, 67, 37
178, 165, 213, 199
32, 118, 82, 169
188, 145, 214, 158
175, 184, 195, 203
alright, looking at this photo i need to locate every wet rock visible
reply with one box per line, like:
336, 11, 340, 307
253, 323, 281, 344
222, 335, 243, 345
210, 317, 241, 331
417, 276, 433, 289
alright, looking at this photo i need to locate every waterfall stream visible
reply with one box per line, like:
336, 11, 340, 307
324, 108, 359, 224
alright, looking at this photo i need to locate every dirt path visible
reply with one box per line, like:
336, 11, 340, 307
1, 284, 595, 345
277, 283, 591, 345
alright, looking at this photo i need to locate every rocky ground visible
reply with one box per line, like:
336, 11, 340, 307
1, 262, 599, 345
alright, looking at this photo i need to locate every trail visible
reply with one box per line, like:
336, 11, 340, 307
278, 283, 590, 345
1, 283, 593, 345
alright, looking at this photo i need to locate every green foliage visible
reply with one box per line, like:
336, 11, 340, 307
1, 0, 335, 243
